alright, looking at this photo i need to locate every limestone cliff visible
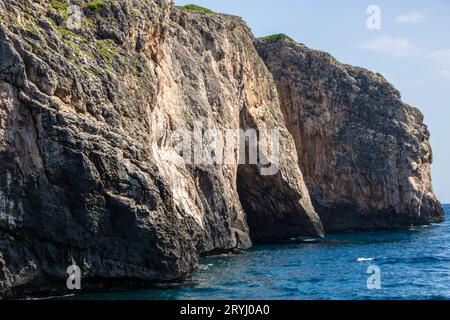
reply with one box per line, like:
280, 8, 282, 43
0, 0, 444, 298
0, 0, 322, 297
257, 38, 444, 231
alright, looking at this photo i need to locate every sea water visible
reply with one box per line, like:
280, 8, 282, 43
74, 204, 450, 300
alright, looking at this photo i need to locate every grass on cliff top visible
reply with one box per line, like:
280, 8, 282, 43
176, 4, 214, 14
259, 33, 294, 43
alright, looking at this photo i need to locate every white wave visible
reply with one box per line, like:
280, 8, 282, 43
357, 257, 375, 262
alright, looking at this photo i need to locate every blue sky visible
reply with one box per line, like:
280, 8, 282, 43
174, 0, 450, 203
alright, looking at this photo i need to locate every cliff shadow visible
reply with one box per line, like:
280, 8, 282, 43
236, 105, 322, 243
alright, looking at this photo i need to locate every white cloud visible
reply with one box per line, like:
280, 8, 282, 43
396, 12, 425, 24
359, 36, 419, 57
429, 50, 450, 80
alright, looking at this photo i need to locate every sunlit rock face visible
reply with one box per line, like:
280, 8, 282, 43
0, 0, 322, 297
163, 9, 323, 245
257, 38, 444, 232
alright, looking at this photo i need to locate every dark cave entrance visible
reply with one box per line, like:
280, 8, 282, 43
236, 107, 283, 243
235, 105, 321, 243
237, 164, 269, 243
237, 163, 322, 243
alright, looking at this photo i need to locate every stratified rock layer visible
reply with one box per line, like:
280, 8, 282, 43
0, 0, 322, 297
257, 38, 444, 231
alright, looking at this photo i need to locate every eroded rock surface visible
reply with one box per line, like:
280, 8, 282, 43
0, 0, 444, 298
257, 38, 444, 231
0, 0, 322, 297
163, 9, 322, 244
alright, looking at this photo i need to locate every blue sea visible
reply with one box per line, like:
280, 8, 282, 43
76, 204, 450, 300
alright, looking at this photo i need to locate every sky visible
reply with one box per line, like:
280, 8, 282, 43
175, 0, 450, 203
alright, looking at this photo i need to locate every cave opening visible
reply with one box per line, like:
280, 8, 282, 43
237, 163, 270, 243
236, 104, 322, 243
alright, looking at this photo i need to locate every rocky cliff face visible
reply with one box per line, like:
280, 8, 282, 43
257, 38, 444, 231
0, 0, 443, 298
162, 9, 323, 244
0, 0, 323, 297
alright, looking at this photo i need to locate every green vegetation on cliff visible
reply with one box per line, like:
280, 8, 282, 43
86, 0, 106, 11
50, 0, 69, 11
176, 4, 214, 14
259, 33, 294, 43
